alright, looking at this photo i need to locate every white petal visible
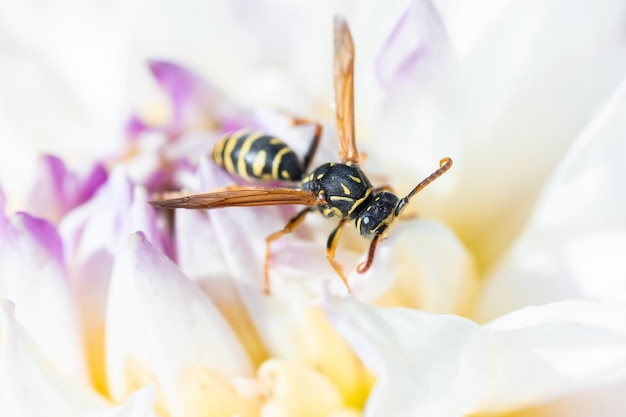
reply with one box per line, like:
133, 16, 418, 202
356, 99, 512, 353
0, 212, 88, 384
175, 207, 230, 285
88, 386, 159, 417
352, 219, 476, 314
197, 160, 327, 357
373, 0, 459, 178
60, 167, 133, 262
476, 75, 626, 321
324, 296, 489, 417
61, 166, 170, 267
59, 168, 165, 392
0, 300, 109, 416
380, 0, 626, 269
481, 300, 626, 413
505, 380, 626, 417
106, 232, 253, 414
174, 204, 275, 366
129, 185, 174, 259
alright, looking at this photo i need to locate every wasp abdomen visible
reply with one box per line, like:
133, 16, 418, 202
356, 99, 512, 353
212, 131, 304, 181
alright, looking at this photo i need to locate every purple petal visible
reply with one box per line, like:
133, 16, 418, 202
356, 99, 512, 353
5, 212, 65, 269
130, 60, 258, 142
125, 115, 151, 141
25, 155, 68, 223
26, 155, 107, 224
79, 163, 108, 204
377, 0, 451, 89
148, 60, 226, 137
1, 212, 88, 383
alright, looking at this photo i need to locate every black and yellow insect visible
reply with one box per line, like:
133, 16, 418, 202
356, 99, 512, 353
211, 120, 322, 183
150, 16, 453, 294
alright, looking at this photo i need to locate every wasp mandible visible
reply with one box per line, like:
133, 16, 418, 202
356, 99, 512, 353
150, 16, 453, 294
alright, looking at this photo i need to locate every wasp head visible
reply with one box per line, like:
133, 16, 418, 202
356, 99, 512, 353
355, 191, 401, 240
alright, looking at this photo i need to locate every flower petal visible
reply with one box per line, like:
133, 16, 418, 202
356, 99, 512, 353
174, 206, 270, 366
25, 154, 107, 223
503, 380, 626, 417
476, 74, 626, 321
352, 219, 476, 315
106, 232, 255, 415
378, 1, 626, 270
376, 0, 450, 89
324, 295, 489, 417
60, 167, 133, 262
481, 300, 626, 413
59, 167, 172, 392
147, 60, 227, 135
0, 300, 109, 416
89, 386, 159, 417
0, 211, 88, 384
452, 0, 626, 268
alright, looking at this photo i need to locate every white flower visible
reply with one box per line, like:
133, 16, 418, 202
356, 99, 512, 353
1, 1, 626, 416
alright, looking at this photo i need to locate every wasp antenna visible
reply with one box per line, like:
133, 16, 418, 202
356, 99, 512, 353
395, 157, 453, 215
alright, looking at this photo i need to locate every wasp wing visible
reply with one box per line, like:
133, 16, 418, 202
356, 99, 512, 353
334, 15, 359, 165
150, 186, 321, 210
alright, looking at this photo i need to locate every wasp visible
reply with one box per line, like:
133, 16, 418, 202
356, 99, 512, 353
150, 16, 453, 294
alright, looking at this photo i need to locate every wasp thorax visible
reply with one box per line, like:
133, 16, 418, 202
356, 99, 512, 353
356, 191, 400, 240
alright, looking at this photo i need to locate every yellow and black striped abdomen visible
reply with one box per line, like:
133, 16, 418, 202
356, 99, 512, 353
212, 131, 304, 182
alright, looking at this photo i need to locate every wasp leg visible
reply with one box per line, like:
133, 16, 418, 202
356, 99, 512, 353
264, 207, 314, 295
289, 116, 322, 173
326, 219, 351, 293
356, 235, 380, 274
